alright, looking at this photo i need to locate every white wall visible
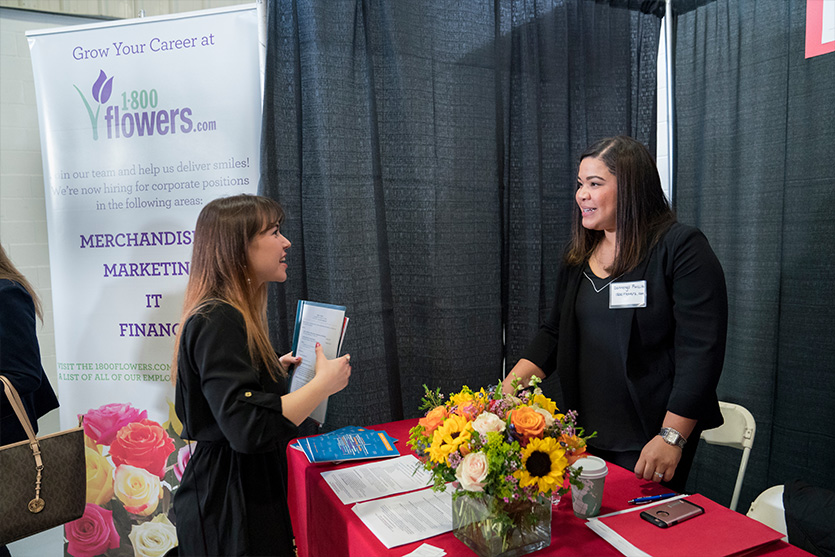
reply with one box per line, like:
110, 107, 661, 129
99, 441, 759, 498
1, 7, 102, 437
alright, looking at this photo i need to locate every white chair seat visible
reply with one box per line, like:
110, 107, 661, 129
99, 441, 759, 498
747, 485, 788, 541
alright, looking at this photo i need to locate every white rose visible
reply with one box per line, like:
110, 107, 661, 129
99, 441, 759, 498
114, 464, 163, 516
128, 514, 178, 557
534, 407, 555, 427
472, 412, 506, 436
455, 452, 489, 492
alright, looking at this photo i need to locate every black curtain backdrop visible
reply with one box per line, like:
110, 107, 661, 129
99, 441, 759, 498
260, 0, 661, 435
673, 0, 835, 510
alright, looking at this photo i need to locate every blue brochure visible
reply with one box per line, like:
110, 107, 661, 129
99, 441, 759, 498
298, 427, 399, 463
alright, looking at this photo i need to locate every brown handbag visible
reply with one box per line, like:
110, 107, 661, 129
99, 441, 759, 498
0, 375, 85, 545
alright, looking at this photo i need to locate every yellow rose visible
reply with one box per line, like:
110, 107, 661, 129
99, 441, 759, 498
114, 464, 163, 516
129, 514, 178, 557
85, 445, 114, 505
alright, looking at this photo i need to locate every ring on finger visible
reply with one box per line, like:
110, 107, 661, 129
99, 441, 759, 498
654, 472, 664, 478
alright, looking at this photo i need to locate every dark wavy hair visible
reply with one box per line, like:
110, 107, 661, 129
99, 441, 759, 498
565, 136, 675, 276
172, 194, 285, 382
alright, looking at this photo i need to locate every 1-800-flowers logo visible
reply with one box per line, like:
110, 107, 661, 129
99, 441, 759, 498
74, 70, 114, 141
74, 70, 210, 141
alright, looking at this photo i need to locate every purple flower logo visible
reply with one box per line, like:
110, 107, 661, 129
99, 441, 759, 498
74, 70, 114, 140
92, 70, 114, 104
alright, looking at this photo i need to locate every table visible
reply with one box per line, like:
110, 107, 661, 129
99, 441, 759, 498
287, 419, 808, 557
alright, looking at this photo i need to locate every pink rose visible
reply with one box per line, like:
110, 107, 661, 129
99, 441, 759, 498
65, 503, 120, 557
174, 442, 195, 481
109, 419, 175, 478
455, 452, 489, 492
81, 402, 147, 445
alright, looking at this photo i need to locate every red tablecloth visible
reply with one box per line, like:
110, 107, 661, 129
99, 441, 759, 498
287, 419, 808, 557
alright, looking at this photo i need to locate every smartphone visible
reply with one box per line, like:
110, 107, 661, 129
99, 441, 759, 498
640, 499, 704, 528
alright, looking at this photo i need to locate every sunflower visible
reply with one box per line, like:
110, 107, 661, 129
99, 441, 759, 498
514, 436, 568, 494
427, 414, 472, 463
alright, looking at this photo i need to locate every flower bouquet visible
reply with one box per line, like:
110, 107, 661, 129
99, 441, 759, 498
408, 378, 593, 557
64, 401, 190, 557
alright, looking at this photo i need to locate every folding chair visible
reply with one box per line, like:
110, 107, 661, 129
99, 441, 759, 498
700, 401, 756, 512
747, 485, 788, 540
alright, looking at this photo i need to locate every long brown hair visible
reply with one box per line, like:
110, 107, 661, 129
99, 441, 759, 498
565, 136, 675, 276
171, 195, 286, 383
0, 243, 43, 321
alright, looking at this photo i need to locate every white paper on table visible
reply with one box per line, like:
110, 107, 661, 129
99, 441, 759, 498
289, 302, 347, 423
352, 488, 453, 549
401, 543, 446, 557
321, 454, 433, 505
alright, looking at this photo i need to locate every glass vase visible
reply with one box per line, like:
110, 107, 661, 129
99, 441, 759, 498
452, 493, 552, 557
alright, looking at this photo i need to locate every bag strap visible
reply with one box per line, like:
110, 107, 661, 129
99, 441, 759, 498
0, 375, 39, 444
1, 374, 46, 513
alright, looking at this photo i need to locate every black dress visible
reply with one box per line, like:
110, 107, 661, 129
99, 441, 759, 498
0, 279, 59, 445
174, 301, 297, 556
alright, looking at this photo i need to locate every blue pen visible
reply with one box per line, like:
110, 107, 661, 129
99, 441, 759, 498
627, 492, 678, 505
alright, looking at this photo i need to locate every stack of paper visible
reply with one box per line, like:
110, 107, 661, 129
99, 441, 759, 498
289, 300, 350, 423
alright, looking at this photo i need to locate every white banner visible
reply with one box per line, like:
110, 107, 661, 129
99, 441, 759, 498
28, 5, 260, 555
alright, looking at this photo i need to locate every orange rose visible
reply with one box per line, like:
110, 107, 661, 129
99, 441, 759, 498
418, 406, 448, 434
510, 406, 545, 440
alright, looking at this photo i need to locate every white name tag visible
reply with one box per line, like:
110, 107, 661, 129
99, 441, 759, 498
609, 280, 647, 309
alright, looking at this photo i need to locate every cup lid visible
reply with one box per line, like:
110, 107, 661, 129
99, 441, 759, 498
573, 455, 608, 479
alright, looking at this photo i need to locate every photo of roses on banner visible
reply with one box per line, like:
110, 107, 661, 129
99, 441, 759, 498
64, 401, 191, 557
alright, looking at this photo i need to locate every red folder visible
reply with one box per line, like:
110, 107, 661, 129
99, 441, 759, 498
590, 494, 785, 557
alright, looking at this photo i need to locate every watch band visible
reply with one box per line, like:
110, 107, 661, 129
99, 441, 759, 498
658, 427, 687, 449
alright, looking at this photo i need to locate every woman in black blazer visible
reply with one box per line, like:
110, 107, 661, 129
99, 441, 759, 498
503, 136, 727, 492
0, 244, 59, 445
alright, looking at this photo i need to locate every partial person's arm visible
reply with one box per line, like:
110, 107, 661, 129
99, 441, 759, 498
185, 304, 348, 452
635, 411, 697, 483
637, 227, 728, 483
502, 359, 546, 394
281, 343, 350, 425
0, 281, 44, 394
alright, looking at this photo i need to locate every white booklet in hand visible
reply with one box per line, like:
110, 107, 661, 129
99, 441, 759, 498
289, 300, 349, 423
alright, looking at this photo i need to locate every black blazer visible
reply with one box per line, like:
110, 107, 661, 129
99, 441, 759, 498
522, 223, 728, 439
0, 279, 59, 444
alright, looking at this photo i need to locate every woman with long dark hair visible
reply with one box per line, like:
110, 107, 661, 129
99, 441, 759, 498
172, 194, 351, 555
504, 136, 727, 492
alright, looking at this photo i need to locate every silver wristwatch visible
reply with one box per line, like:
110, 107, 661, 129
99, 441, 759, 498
658, 427, 687, 449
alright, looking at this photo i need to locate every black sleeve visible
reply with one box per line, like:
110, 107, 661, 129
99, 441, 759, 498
519, 262, 572, 376
0, 280, 44, 395
666, 227, 728, 419
183, 303, 297, 454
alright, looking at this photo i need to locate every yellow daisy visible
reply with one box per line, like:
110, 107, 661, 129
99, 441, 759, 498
427, 414, 472, 463
514, 436, 568, 494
